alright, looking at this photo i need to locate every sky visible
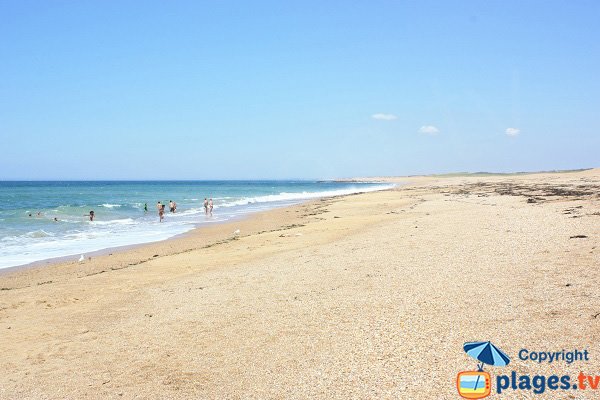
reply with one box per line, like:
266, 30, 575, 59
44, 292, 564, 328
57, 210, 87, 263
0, 1, 599, 180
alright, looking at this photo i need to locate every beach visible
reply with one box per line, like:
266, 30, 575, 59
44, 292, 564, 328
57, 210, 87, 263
1, 169, 599, 399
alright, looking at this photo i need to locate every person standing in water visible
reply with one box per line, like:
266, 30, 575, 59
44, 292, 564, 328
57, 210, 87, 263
208, 198, 213, 216
157, 201, 164, 222
169, 200, 175, 213
83, 210, 94, 221
144, 203, 148, 213
203, 198, 208, 215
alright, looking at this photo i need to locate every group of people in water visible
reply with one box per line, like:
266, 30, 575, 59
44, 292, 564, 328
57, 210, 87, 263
155, 200, 178, 222
154, 198, 213, 222
28, 199, 214, 224
28, 211, 94, 222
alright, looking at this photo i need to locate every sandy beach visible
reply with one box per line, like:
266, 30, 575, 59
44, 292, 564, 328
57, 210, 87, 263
1, 169, 599, 399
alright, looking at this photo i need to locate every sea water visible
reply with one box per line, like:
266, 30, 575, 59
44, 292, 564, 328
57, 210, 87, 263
0, 181, 394, 269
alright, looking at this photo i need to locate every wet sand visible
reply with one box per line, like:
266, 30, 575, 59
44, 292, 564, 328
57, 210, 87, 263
1, 169, 599, 399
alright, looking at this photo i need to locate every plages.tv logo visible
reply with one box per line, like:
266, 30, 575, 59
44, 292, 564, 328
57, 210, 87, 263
456, 341, 511, 399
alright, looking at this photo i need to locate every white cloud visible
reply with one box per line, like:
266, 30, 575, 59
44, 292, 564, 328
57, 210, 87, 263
372, 113, 398, 121
419, 125, 439, 135
505, 127, 520, 136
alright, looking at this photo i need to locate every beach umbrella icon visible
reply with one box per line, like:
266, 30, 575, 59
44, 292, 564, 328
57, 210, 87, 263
464, 341, 511, 369
463, 341, 510, 395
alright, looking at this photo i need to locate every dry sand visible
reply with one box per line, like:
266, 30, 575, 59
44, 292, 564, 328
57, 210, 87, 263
1, 169, 600, 399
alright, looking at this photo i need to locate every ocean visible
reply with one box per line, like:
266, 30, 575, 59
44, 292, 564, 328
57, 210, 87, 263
0, 180, 394, 269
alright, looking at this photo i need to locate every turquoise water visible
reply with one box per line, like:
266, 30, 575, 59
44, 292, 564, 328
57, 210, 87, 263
0, 181, 394, 269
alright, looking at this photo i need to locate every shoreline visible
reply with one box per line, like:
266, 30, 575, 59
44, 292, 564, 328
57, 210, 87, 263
0, 191, 377, 290
0, 182, 397, 274
1, 169, 599, 398
0, 201, 291, 277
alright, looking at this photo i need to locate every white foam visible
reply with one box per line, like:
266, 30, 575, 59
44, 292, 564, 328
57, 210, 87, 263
100, 203, 122, 208
217, 184, 396, 208
170, 208, 203, 217
26, 229, 54, 238
91, 218, 136, 226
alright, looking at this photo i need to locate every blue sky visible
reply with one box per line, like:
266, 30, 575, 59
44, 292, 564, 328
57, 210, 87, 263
1, 1, 598, 179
